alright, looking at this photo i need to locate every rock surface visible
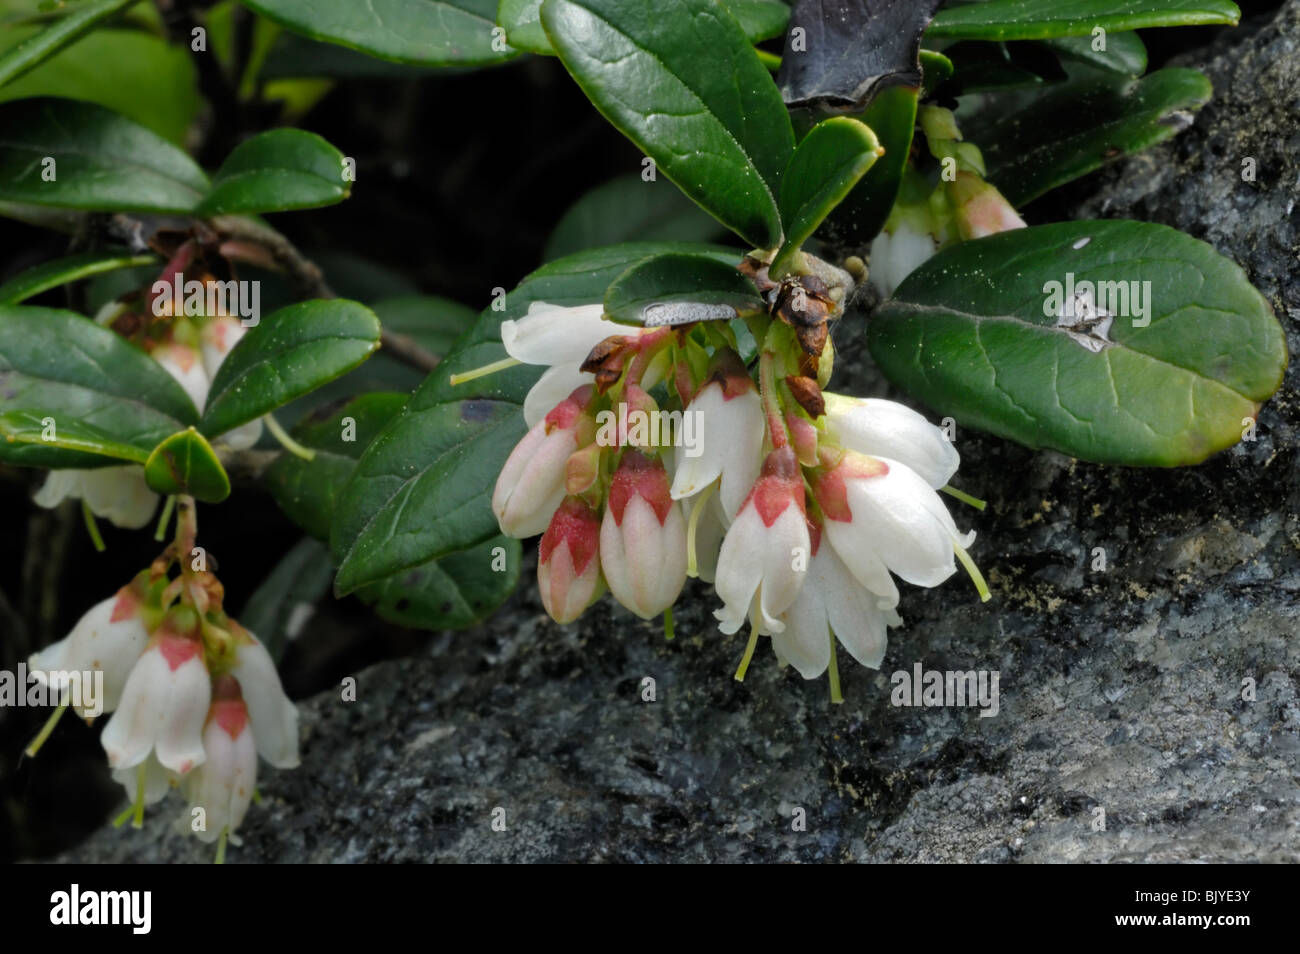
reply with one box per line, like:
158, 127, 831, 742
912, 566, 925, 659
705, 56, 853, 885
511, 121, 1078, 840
62, 4, 1300, 863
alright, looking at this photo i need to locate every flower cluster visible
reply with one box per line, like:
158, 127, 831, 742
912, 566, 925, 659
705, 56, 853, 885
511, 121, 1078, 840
483, 258, 989, 695
26, 502, 298, 859
33, 274, 262, 530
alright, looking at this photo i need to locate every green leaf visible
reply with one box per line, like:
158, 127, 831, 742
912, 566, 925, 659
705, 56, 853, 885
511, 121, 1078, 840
0, 29, 201, 145
771, 117, 881, 277
0, 305, 198, 468
237, 536, 335, 663
1042, 32, 1146, 76
355, 533, 522, 630
919, 49, 953, 97
0, 98, 209, 212
197, 129, 350, 216
240, 0, 517, 67
541, 0, 793, 248
276, 295, 476, 425
331, 241, 734, 594
821, 84, 917, 245
498, 0, 550, 53
501, 0, 789, 54
544, 174, 727, 261
267, 392, 522, 630
0, 0, 138, 87
267, 391, 409, 541
144, 427, 230, 502
724, 0, 789, 41
973, 68, 1212, 206
200, 300, 380, 438
0, 409, 149, 463
927, 0, 1239, 41
604, 251, 760, 326
0, 251, 156, 305
934, 39, 1065, 94
868, 220, 1287, 467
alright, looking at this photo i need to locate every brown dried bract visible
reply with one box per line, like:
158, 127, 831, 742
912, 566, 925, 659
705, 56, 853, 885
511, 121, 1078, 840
739, 255, 835, 358
579, 335, 632, 392
784, 375, 825, 419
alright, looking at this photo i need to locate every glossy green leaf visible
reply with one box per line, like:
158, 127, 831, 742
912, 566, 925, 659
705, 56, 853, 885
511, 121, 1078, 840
0, 0, 138, 87
0, 251, 156, 305
267, 391, 410, 541
935, 39, 1065, 94
0, 29, 201, 145
771, 117, 881, 277
974, 68, 1212, 206
0, 98, 209, 212
0, 409, 149, 463
498, 0, 550, 52
919, 49, 953, 97
331, 241, 735, 594
868, 220, 1287, 467
0, 305, 198, 468
501, 0, 789, 54
276, 295, 477, 425
200, 299, 381, 438
725, 0, 789, 41
197, 129, 350, 216
821, 84, 917, 245
268, 391, 522, 630
144, 427, 230, 502
1042, 31, 1146, 76
541, 0, 793, 248
356, 533, 522, 630
927, 0, 1239, 40
240, 0, 517, 67
544, 174, 727, 261
604, 251, 760, 326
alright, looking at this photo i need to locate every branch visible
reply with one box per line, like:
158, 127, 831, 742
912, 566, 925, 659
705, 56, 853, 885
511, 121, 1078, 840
212, 215, 440, 374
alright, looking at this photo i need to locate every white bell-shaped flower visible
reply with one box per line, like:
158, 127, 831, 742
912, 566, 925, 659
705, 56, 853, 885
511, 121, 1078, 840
228, 627, 300, 770
27, 584, 151, 718
713, 446, 810, 635
823, 392, 958, 489
100, 611, 211, 775
182, 676, 259, 844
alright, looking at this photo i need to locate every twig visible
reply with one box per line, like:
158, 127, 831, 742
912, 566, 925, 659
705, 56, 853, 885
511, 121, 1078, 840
212, 215, 441, 374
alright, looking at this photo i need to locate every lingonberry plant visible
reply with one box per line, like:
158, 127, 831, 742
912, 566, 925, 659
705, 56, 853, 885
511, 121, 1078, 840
0, 0, 1284, 856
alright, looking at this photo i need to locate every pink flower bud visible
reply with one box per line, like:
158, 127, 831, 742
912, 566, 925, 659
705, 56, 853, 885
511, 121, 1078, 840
600, 451, 687, 619
493, 386, 596, 538
948, 171, 1026, 240
538, 497, 604, 624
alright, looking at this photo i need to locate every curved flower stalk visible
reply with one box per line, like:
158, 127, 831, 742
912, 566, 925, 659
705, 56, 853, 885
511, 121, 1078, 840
24, 495, 299, 859
468, 280, 990, 701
